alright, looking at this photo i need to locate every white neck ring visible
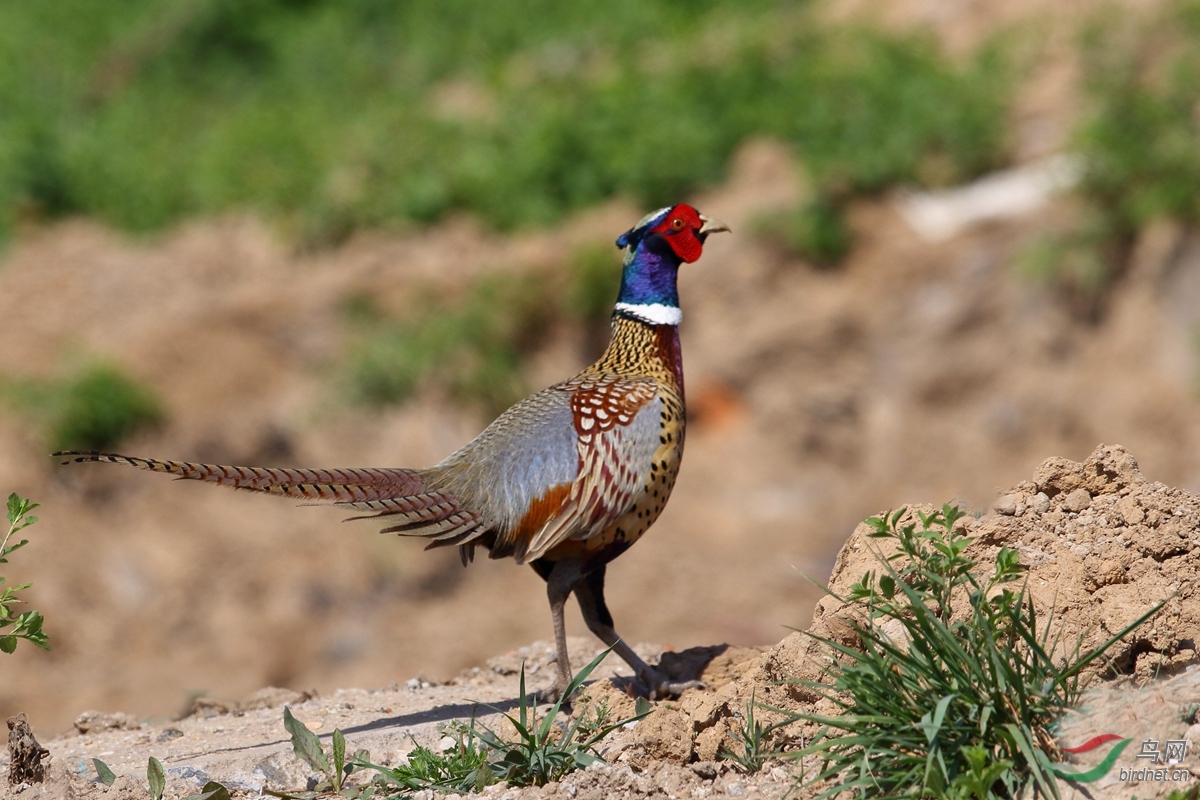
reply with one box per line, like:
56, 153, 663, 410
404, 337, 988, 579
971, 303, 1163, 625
614, 302, 682, 326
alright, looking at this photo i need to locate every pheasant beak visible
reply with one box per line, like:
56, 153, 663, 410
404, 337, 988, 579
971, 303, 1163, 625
698, 214, 731, 238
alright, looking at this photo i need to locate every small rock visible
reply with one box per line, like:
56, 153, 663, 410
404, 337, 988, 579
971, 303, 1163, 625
695, 721, 733, 763
1087, 560, 1126, 590
167, 766, 211, 786
73, 711, 141, 735
1033, 457, 1085, 496
7, 713, 49, 785
994, 494, 1020, 516
1117, 496, 1144, 525
1062, 488, 1092, 513
1030, 492, 1050, 514
184, 697, 237, 719
690, 761, 719, 780
878, 617, 910, 650
1082, 444, 1144, 493
628, 707, 694, 766
156, 728, 184, 743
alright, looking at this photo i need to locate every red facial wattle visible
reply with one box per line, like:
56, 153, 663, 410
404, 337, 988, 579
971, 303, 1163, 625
649, 205, 706, 263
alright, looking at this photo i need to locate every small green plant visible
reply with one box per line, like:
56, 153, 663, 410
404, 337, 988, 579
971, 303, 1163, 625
796, 504, 1165, 799
1, 493, 48, 654
98, 756, 235, 800
281, 705, 367, 796
356, 721, 495, 795
471, 646, 650, 787
183, 782, 233, 800
284, 648, 641, 795
718, 689, 796, 773
93, 758, 116, 787
1158, 788, 1200, 800
147, 757, 166, 800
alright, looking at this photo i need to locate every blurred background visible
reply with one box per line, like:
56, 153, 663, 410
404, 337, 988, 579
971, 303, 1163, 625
3, 0, 1200, 734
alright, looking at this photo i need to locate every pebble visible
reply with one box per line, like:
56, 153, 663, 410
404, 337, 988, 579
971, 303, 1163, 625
1063, 488, 1092, 512
995, 494, 1020, 516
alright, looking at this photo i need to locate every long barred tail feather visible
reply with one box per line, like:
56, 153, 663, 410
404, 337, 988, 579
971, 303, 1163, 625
54, 450, 427, 503
54, 450, 491, 566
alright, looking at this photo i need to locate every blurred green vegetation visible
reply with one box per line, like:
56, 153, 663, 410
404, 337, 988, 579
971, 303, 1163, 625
344, 273, 553, 415
343, 245, 620, 416
1078, 1, 1200, 238
754, 198, 852, 266
0, 0, 1011, 244
3, 363, 165, 451
1028, 0, 1200, 314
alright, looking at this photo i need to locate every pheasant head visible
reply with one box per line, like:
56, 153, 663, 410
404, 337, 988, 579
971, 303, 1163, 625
613, 204, 729, 326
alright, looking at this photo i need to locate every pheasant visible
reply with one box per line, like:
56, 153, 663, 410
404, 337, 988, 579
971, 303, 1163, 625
56, 203, 730, 701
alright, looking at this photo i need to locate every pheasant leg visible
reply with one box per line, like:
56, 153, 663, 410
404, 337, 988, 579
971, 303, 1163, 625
574, 565, 704, 699
543, 560, 580, 704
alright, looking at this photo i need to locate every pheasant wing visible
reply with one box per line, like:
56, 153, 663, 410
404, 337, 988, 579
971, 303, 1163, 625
516, 377, 661, 563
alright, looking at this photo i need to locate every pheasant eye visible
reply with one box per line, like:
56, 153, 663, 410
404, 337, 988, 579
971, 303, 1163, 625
670, 218, 685, 231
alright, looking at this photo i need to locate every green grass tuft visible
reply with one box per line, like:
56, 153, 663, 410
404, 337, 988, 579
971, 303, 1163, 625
277, 647, 645, 796
471, 646, 651, 787
719, 689, 796, 773
357, 721, 496, 795
794, 504, 1165, 799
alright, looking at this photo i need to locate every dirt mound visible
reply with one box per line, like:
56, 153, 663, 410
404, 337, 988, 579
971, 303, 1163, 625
569, 445, 1199, 789
569, 444, 1200, 798
8, 444, 1197, 799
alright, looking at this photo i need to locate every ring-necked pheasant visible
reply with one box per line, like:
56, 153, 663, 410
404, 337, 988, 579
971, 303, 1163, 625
56, 203, 730, 701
